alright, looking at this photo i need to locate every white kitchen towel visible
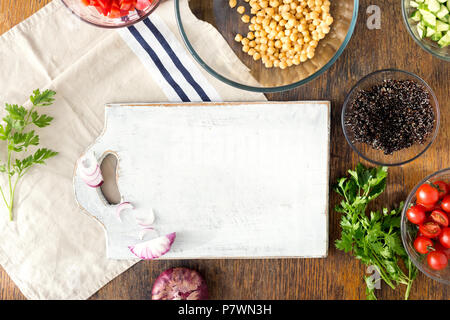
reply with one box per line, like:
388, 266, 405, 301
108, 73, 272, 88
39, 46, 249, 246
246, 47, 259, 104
0, 0, 265, 299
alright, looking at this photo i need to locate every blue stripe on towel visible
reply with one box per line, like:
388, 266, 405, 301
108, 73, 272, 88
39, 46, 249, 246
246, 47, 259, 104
127, 25, 190, 102
143, 18, 211, 102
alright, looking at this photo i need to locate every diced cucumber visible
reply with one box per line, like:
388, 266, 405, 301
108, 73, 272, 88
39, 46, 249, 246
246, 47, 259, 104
411, 10, 422, 21
420, 9, 437, 26
409, 0, 450, 46
431, 30, 443, 40
417, 23, 426, 38
436, 5, 449, 19
426, 0, 441, 12
436, 19, 450, 31
427, 26, 437, 36
437, 31, 450, 46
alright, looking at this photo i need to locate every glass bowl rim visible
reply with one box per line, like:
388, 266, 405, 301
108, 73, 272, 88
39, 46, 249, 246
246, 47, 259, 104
401, 0, 450, 62
60, 0, 161, 29
401, 167, 450, 285
174, 0, 359, 93
341, 68, 440, 167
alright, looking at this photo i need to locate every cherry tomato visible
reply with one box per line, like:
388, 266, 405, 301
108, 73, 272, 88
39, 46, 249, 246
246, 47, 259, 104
430, 210, 449, 227
434, 242, 450, 259
416, 202, 440, 212
414, 236, 434, 254
433, 181, 449, 199
419, 222, 442, 238
438, 227, 450, 249
416, 183, 439, 206
427, 251, 448, 270
441, 195, 450, 213
406, 205, 426, 225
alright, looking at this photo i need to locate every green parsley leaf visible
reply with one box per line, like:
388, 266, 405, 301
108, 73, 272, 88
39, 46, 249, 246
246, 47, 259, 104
334, 164, 417, 300
0, 89, 58, 221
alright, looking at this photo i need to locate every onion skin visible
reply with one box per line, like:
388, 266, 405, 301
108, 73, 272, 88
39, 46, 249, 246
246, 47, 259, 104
152, 268, 209, 300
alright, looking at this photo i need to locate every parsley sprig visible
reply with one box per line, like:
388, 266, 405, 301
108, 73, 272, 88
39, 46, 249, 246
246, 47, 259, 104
335, 164, 417, 300
0, 89, 58, 221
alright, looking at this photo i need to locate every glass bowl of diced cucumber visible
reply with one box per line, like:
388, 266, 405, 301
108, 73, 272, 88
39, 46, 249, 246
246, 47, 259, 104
402, 0, 450, 61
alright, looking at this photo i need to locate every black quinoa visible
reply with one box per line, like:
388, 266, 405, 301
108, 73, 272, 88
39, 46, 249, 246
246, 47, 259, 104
345, 79, 435, 155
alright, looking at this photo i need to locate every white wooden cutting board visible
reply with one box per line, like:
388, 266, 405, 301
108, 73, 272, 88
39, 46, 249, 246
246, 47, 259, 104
74, 102, 330, 259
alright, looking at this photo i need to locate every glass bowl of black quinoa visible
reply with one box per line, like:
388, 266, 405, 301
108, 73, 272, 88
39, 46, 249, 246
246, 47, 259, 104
342, 69, 439, 166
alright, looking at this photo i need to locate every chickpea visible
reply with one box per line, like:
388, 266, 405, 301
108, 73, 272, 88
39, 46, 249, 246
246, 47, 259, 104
230, 0, 333, 69
266, 7, 275, 16
270, 0, 280, 7
253, 52, 262, 60
241, 14, 250, 23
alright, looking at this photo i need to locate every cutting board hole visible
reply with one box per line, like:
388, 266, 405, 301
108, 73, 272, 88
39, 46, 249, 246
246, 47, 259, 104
100, 153, 121, 205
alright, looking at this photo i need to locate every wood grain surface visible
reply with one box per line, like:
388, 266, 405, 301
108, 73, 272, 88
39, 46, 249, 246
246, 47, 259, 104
0, 0, 449, 300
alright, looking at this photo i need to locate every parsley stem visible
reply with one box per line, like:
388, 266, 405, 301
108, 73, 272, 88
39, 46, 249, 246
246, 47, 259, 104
0, 184, 9, 211
7, 147, 13, 221
9, 176, 21, 221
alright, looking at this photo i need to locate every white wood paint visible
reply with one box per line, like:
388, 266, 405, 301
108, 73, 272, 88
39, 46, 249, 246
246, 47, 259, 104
73, 102, 330, 259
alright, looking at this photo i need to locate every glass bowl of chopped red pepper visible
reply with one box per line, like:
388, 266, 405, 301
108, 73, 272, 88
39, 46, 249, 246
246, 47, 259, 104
341, 69, 439, 167
61, 0, 160, 28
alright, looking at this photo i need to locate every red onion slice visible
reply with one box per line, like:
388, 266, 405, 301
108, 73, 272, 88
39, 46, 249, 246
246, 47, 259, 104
116, 201, 134, 221
135, 208, 155, 227
78, 152, 104, 188
152, 268, 209, 300
128, 232, 176, 260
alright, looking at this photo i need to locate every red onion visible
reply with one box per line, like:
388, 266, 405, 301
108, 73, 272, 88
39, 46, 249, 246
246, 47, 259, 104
78, 152, 103, 188
128, 232, 176, 260
152, 268, 208, 300
116, 201, 134, 221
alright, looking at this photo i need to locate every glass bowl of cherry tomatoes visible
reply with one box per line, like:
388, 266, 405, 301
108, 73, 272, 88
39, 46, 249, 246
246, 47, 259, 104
61, 0, 160, 28
402, 168, 450, 285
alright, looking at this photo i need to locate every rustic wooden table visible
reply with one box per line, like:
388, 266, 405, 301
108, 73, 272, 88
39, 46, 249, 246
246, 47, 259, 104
0, 0, 449, 300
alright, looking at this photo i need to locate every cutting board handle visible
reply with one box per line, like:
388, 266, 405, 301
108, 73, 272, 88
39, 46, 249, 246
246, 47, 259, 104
74, 143, 117, 219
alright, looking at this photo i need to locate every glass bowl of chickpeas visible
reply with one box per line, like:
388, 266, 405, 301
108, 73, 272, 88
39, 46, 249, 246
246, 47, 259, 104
175, 0, 358, 92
